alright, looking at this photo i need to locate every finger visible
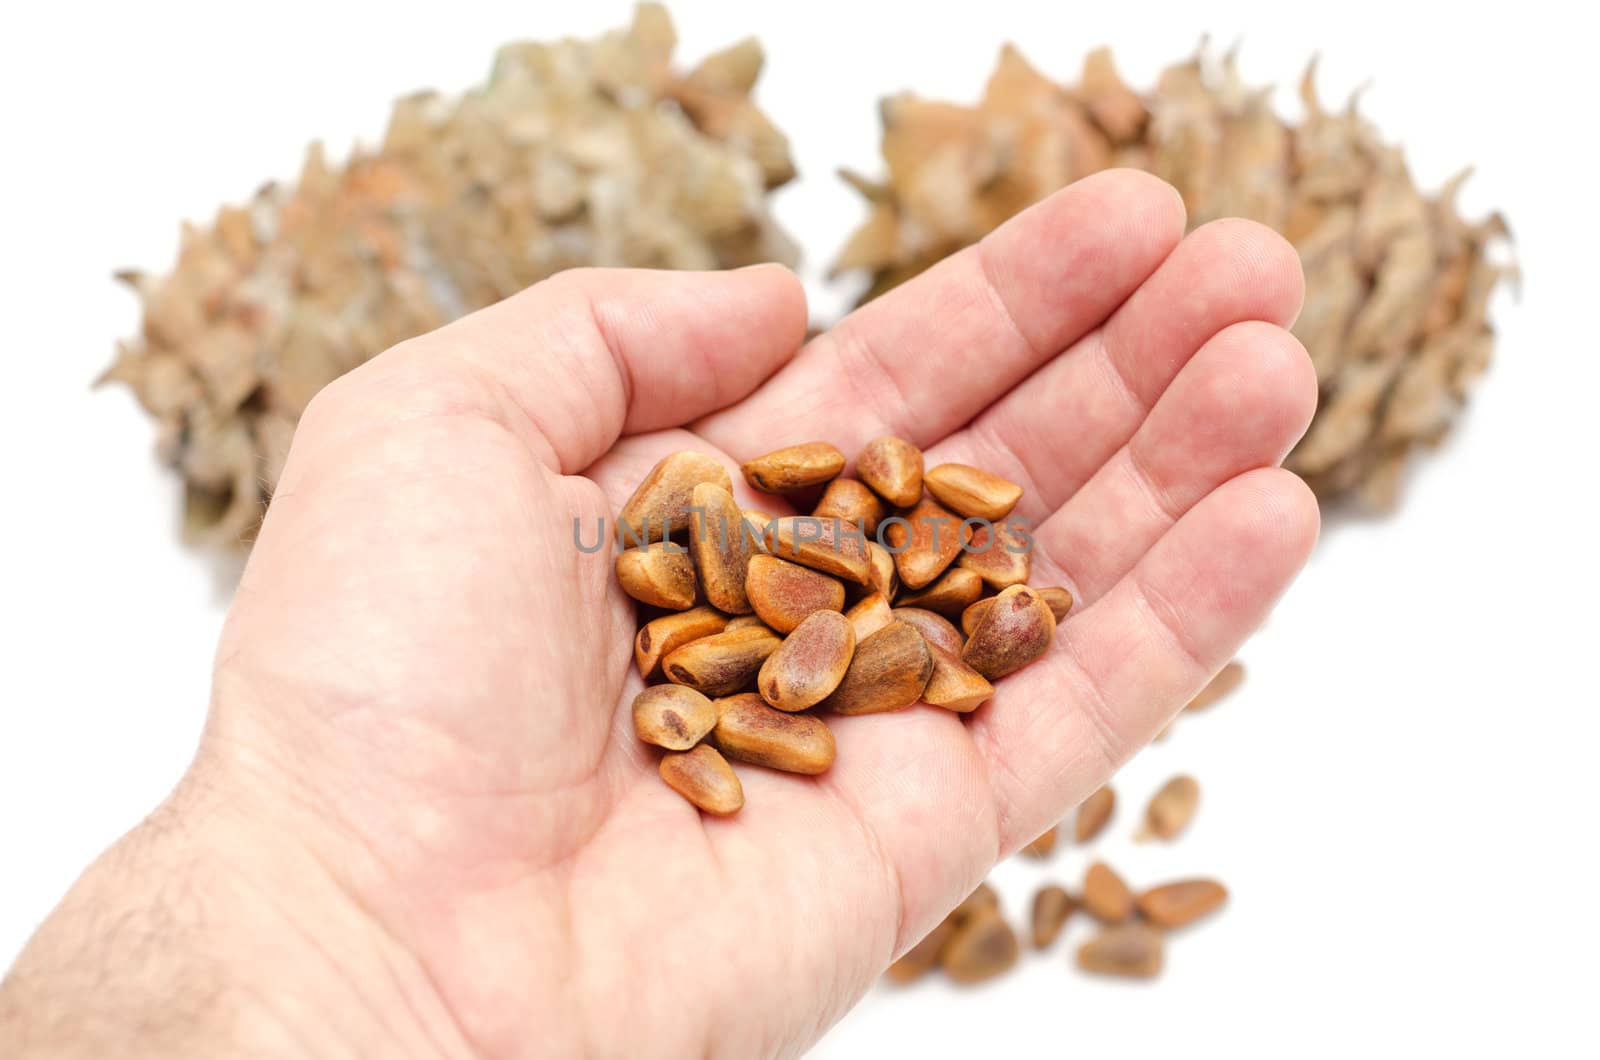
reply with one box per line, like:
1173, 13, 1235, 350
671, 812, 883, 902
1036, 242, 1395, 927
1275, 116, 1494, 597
695, 170, 1186, 455
300, 264, 807, 475
1036, 321, 1315, 602
948, 218, 1305, 518
755, 469, 1317, 953
961, 320, 1317, 603
969, 468, 1321, 847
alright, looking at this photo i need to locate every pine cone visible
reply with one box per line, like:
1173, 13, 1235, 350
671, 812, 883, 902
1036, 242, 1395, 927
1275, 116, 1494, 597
834, 44, 1513, 510
102, 3, 798, 547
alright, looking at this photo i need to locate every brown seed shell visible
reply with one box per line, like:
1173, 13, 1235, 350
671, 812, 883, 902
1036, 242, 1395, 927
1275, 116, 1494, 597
844, 592, 896, 641
635, 607, 730, 679
1075, 785, 1116, 843
724, 614, 772, 631
618, 451, 731, 543
632, 685, 718, 751
757, 611, 856, 712
689, 482, 755, 614
864, 541, 899, 598
658, 744, 744, 816
940, 908, 1019, 984
923, 463, 1024, 521
920, 645, 994, 712
952, 882, 1000, 924
766, 516, 873, 585
614, 541, 697, 610
1076, 923, 1164, 979
662, 626, 780, 697
888, 607, 964, 655
1083, 861, 1135, 924
821, 620, 933, 715
1136, 879, 1228, 929
712, 693, 837, 774
896, 567, 984, 615
1187, 660, 1244, 711
856, 436, 924, 508
741, 441, 846, 493
961, 584, 1072, 635
1140, 775, 1200, 841
885, 497, 969, 589
812, 477, 886, 535
956, 521, 1032, 589
1037, 586, 1074, 622
1030, 884, 1077, 949
886, 919, 956, 984
892, 607, 990, 712
959, 597, 993, 637
961, 584, 1056, 679
1021, 825, 1059, 859
744, 554, 846, 633
741, 509, 774, 554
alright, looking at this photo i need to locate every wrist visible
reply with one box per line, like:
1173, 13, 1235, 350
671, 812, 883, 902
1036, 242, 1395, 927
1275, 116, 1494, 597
0, 755, 471, 1058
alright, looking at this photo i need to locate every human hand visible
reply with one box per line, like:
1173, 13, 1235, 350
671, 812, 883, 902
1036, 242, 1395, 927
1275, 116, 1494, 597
0, 171, 1318, 1058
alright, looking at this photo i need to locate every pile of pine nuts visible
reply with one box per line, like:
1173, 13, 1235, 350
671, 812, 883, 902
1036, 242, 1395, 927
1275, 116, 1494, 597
617, 438, 1069, 815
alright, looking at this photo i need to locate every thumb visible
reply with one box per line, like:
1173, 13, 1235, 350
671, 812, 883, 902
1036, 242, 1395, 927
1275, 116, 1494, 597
293, 263, 808, 479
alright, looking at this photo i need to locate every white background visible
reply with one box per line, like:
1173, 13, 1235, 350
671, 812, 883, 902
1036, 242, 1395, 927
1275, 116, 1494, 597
2, 1, 1597, 1056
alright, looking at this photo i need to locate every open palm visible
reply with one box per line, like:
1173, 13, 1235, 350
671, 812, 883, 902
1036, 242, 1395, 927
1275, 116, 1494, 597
201, 171, 1317, 1058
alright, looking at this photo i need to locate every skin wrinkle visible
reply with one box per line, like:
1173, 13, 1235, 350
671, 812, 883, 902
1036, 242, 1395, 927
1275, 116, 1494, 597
228, 646, 509, 799
697, 825, 787, 1060
973, 728, 1041, 855
205, 726, 476, 966
232, 984, 326, 1058
366, 931, 475, 1060
811, 772, 911, 972
272, 397, 527, 525
428, 872, 579, 1060
230, 857, 425, 1056
1131, 552, 1223, 677
979, 171, 1184, 361
1122, 438, 1190, 527
562, 791, 637, 1060
979, 333, 1125, 512
1024, 617, 1126, 775
557, 466, 664, 806
217, 657, 607, 900
575, 275, 637, 427
185, 811, 436, 1058
414, 279, 628, 477
575, 286, 636, 468
817, 710, 1001, 959
973, 225, 1055, 367
544, 863, 583, 1060
477, 367, 571, 474
381, 352, 570, 477
1091, 328, 1155, 444
564, 779, 719, 1059
820, 322, 913, 444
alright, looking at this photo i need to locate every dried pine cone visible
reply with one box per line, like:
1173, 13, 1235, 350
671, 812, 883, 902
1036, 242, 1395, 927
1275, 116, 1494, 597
834, 44, 1513, 510
102, 3, 798, 546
